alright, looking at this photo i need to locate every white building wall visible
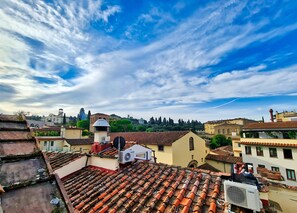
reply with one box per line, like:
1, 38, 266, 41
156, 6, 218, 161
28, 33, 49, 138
242, 144, 297, 186
39, 139, 64, 152
88, 156, 119, 171
54, 156, 87, 178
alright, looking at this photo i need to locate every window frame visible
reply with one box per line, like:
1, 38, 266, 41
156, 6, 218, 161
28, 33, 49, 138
271, 166, 280, 172
256, 146, 264, 156
189, 137, 194, 151
258, 164, 265, 168
269, 147, 278, 158
50, 141, 54, 146
245, 146, 252, 155
283, 149, 293, 159
286, 169, 296, 181
158, 145, 164, 152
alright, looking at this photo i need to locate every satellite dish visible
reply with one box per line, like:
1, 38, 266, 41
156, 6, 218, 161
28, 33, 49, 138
113, 136, 126, 150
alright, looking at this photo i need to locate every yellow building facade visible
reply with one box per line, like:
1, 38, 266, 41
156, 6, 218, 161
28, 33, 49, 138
35, 127, 93, 154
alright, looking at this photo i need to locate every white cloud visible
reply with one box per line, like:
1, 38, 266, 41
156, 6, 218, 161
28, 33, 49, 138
1, 0, 297, 122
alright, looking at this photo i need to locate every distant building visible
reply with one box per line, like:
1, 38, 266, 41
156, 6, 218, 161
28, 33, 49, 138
275, 110, 297, 122
205, 145, 242, 173
41, 108, 69, 124
89, 113, 110, 132
35, 126, 92, 153
204, 118, 257, 136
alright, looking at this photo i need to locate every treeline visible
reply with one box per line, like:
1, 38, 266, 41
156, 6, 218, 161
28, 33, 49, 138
110, 116, 204, 132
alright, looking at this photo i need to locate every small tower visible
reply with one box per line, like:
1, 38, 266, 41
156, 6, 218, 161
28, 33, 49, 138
92, 119, 111, 153
269, 109, 274, 122
58, 108, 63, 116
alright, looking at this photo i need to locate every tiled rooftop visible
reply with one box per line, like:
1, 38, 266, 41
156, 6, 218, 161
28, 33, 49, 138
65, 138, 94, 145
243, 121, 297, 130
210, 145, 233, 156
240, 141, 297, 147
0, 131, 32, 141
0, 114, 68, 212
109, 131, 189, 146
206, 154, 242, 164
62, 162, 229, 213
197, 163, 221, 172
45, 151, 85, 170
0, 115, 23, 122
0, 157, 48, 187
0, 121, 28, 130
1, 181, 62, 213
0, 141, 36, 156
98, 142, 136, 158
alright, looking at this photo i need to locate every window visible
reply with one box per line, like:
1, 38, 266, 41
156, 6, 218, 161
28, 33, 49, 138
269, 148, 277, 158
283, 149, 293, 159
44, 141, 47, 146
158, 145, 164, 151
256, 147, 264, 156
258, 164, 265, 168
51, 141, 54, 146
189, 137, 194, 151
218, 129, 221, 134
238, 143, 241, 147
227, 129, 230, 134
286, 169, 296, 181
245, 146, 251, 155
222, 129, 225, 134
271, 167, 279, 172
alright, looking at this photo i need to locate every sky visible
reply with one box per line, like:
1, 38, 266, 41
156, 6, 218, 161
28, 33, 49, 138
1, 0, 297, 122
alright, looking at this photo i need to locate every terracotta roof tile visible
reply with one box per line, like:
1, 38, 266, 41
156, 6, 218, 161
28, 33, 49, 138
62, 162, 228, 213
0, 122, 28, 130
206, 154, 242, 164
0, 141, 37, 156
211, 145, 233, 156
98, 142, 136, 158
241, 141, 297, 147
0, 115, 23, 122
0, 115, 69, 212
65, 138, 93, 145
109, 131, 190, 146
197, 163, 221, 172
45, 152, 85, 170
0, 131, 32, 141
244, 121, 297, 130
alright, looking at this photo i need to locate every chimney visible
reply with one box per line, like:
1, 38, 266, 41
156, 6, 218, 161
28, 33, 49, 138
269, 109, 274, 122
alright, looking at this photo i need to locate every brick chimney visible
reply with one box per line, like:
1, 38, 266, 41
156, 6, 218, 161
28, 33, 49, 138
269, 109, 274, 122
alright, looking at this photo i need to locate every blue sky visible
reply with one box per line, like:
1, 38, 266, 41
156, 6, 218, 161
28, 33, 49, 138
1, 0, 297, 122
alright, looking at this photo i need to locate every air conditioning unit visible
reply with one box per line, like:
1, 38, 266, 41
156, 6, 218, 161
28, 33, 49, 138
119, 149, 135, 164
224, 181, 262, 212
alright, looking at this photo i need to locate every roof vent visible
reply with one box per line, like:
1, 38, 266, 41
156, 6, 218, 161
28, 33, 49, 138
224, 180, 262, 211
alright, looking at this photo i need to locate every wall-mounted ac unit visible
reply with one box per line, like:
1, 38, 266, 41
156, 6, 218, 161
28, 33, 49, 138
224, 181, 262, 212
119, 149, 135, 164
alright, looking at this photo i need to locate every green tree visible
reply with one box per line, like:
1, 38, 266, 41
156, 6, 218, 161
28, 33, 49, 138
77, 120, 90, 130
210, 134, 232, 149
63, 113, 66, 125
110, 119, 133, 132
87, 110, 91, 120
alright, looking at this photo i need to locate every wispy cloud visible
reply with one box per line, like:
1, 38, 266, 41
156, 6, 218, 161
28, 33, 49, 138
1, 0, 297, 121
